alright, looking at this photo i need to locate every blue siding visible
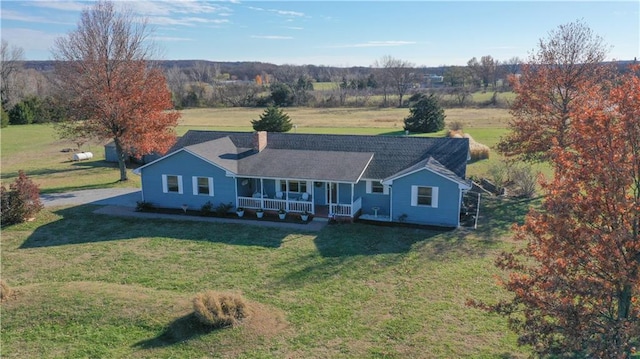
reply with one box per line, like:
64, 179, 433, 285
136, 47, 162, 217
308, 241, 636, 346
313, 182, 325, 205
390, 169, 461, 227
139, 150, 237, 210
356, 181, 391, 217
337, 183, 352, 203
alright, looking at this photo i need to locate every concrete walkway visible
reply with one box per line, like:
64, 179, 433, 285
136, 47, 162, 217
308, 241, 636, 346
94, 206, 327, 231
42, 188, 327, 232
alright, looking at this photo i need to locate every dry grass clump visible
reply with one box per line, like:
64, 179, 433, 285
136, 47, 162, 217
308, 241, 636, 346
193, 291, 248, 328
1, 280, 13, 302
448, 130, 490, 161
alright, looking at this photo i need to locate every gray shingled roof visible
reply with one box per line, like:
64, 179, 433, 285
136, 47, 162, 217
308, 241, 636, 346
383, 157, 471, 187
186, 140, 373, 182
168, 130, 470, 180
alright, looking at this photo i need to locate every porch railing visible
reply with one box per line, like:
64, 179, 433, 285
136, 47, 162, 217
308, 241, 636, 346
237, 196, 313, 214
330, 197, 361, 217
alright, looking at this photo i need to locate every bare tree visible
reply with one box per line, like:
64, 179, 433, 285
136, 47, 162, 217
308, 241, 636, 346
189, 60, 215, 84
165, 65, 189, 107
0, 41, 25, 108
217, 82, 261, 107
503, 56, 522, 75
468, 55, 498, 92
374, 55, 416, 107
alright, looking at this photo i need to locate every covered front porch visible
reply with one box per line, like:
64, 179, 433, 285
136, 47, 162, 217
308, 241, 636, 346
235, 177, 362, 218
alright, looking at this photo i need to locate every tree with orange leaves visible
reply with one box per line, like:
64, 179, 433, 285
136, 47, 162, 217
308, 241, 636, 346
472, 66, 640, 357
497, 20, 613, 163
52, 1, 179, 181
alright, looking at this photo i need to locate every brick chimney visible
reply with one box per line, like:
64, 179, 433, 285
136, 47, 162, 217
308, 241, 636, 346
253, 131, 267, 152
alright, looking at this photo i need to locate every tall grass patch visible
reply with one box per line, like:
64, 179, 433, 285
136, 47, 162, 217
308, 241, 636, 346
0, 280, 12, 301
193, 291, 248, 328
448, 130, 490, 161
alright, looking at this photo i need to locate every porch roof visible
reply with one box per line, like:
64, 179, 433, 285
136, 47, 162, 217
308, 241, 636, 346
185, 138, 374, 182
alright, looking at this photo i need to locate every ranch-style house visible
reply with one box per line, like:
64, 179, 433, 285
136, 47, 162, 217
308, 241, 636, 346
133, 130, 472, 227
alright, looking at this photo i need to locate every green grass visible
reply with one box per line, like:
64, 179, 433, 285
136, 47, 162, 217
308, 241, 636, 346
0, 124, 141, 192
0, 106, 544, 357
1, 197, 534, 358
1, 107, 514, 193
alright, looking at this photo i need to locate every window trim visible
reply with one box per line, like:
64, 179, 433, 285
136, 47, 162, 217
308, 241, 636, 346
278, 180, 309, 194
192, 176, 214, 196
162, 174, 183, 194
411, 185, 438, 208
366, 180, 389, 195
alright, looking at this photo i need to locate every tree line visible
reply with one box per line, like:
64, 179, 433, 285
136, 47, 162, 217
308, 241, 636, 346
3, 41, 634, 126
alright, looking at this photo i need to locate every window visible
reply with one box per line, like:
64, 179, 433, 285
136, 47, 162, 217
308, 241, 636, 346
411, 185, 438, 208
417, 187, 432, 206
162, 175, 183, 194
193, 176, 214, 196
366, 180, 388, 195
279, 180, 307, 193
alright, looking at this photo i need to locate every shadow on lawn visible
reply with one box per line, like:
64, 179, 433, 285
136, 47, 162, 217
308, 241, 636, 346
133, 313, 216, 349
20, 204, 286, 249
314, 223, 449, 257
473, 195, 542, 241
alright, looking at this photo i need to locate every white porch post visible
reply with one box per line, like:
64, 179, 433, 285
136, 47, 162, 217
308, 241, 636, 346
327, 182, 332, 215
350, 183, 354, 217
388, 184, 393, 222
234, 177, 238, 209
286, 180, 290, 212
260, 179, 264, 208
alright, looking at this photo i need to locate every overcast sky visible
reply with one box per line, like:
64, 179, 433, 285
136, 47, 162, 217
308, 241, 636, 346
2, 0, 638, 67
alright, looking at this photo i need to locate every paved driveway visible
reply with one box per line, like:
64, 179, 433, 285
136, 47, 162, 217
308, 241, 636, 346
41, 188, 142, 208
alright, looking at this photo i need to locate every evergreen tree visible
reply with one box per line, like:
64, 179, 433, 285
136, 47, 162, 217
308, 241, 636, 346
8, 101, 34, 125
269, 83, 294, 107
403, 93, 445, 133
251, 106, 293, 132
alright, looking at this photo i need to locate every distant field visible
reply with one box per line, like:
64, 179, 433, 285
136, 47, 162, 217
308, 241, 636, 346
1, 107, 513, 192
178, 107, 511, 130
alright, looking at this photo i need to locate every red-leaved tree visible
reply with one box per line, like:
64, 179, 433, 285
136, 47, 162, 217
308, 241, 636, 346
497, 20, 612, 163
471, 66, 640, 357
52, 0, 179, 181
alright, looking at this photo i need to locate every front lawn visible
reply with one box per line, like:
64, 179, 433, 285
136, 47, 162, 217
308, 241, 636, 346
0, 197, 534, 358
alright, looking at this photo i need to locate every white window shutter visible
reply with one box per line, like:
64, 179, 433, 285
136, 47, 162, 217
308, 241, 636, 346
177, 175, 183, 194
192, 177, 198, 195
411, 185, 418, 206
383, 184, 389, 195
208, 177, 214, 196
432, 187, 439, 208
306, 181, 312, 193
162, 175, 168, 193
275, 178, 280, 193
366, 180, 372, 194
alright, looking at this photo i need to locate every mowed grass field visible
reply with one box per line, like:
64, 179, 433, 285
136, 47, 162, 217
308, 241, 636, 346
0, 107, 512, 192
1, 198, 535, 358
0, 106, 539, 357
